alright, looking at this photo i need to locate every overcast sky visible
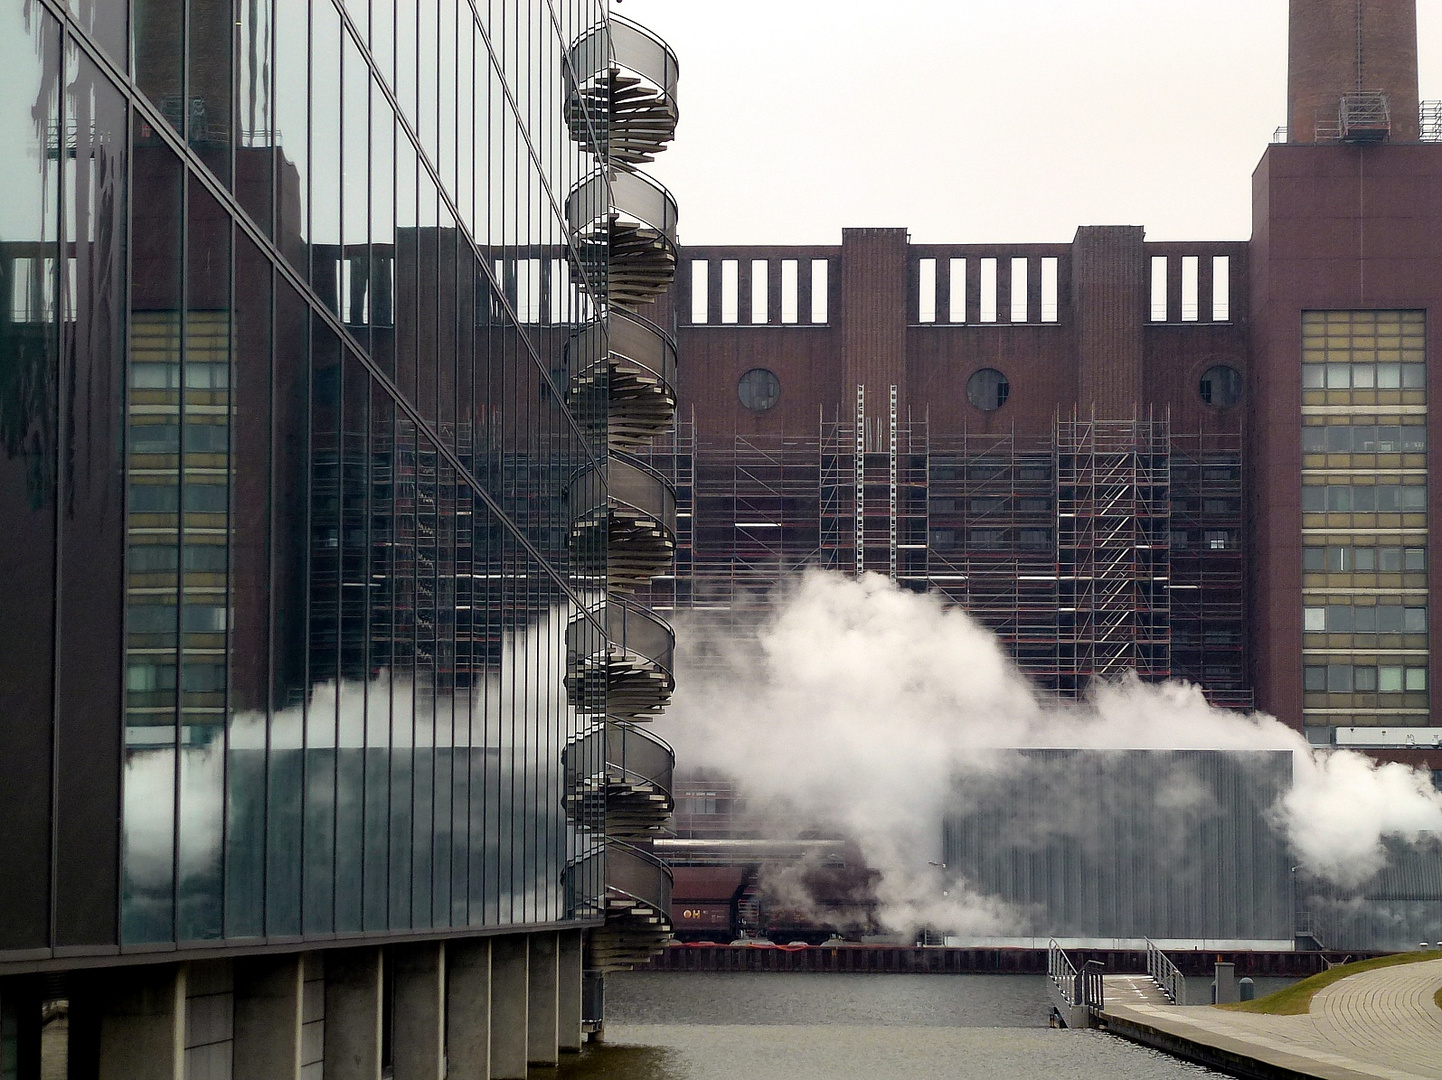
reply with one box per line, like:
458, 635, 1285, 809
616, 0, 1442, 245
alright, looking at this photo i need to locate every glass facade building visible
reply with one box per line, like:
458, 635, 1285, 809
0, 0, 667, 977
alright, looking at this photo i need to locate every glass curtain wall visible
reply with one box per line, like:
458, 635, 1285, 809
0, 0, 607, 952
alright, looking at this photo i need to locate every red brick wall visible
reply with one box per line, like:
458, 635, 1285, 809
1289, 0, 1419, 142
1248, 142, 1442, 730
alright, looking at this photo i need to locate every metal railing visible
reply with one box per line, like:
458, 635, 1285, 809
564, 721, 675, 797
1146, 938, 1186, 1005
573, 309, 677, 395
568, 453, 679, 534
566, 168, 679, 243
566, 600, 676, 681
607, 839, 673, 915
1048, 940, 1104, 1012
569, 16, 679, 103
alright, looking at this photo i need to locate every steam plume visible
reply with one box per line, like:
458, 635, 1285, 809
658, 570, 1442, 932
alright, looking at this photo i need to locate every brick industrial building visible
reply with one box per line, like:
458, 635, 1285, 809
637, 0, 1442, 770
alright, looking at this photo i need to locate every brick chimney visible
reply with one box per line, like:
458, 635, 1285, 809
1288, 0, 1419, 142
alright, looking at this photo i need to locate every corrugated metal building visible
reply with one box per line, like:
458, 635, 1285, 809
943, 749, 1295, 944
1301, 837, 1442, 951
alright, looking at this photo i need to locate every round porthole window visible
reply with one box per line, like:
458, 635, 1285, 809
966, 368, 1010, 412
738, 368, 781, 411
1199, 364, 1243, 408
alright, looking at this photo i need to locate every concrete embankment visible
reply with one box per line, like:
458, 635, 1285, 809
1096, 957, 1442, 1080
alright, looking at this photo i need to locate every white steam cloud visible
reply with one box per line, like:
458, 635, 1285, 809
657, 570, 1442, 932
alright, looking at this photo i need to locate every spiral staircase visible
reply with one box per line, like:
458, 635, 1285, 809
561, 13, 681, 981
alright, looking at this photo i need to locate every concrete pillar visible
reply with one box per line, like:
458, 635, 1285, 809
526, 932, 559, 1066
557, 931, 583, 1053
1214, 961, 1239, 1005
233, 954, 303, 1080
445, 940, 491, 1080
96, 964, 185, 1080
488, 936, 528, 1080
323, 948, 382, 1080
392, 942, 445, 1080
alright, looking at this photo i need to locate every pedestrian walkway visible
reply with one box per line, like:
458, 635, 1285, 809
1102, 973, 1172, 1008
1098, 957, 1442, 1080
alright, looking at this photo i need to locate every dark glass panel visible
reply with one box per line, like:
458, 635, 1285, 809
190, 0, 233, 179
303, 321, 342, 935
0, 5, 60, 952
387, 418, 417, 929
175, 176, 231, 943
451, 475, 475, 924
334, 351, 370, 933
434, 207, 458, 450
224, 232, 273, 938
362, 384, 395, 932
55, 46, 130, 947
123, 132, 184, 946
133, 0, 183, 135
393, 131, 419, 402
266, 279, 310, 937
409, 431, 438, 924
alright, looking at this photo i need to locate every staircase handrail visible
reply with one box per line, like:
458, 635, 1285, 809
1146, 938, 1186, 1005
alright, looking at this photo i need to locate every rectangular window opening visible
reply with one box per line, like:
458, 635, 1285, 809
721, 259, 739, 324
1010, 257, 1028, 323
1041, 257, 1059, 322
516, 258, 542, 324
810, 260, 828, 323
1150, 256, 1168, 322
751, 259, 768, 324
980, 258, 998, 323
780, 260, 798, 324
691, 260, 709, 323
948, 258, 966, 323
918, 258, 936, 323
548, 259, 572, 325
1181, 255, 1199, 322
1212, 256, 1230, 321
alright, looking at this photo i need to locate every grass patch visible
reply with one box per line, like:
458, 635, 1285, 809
1435, 984, 1442, 1012
1219, 951, 1441, 1015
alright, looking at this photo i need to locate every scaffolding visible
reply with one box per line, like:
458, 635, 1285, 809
633, 405, 1249, 704
1054, 413, 1170, 691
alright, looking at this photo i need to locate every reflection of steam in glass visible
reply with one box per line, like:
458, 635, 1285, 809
122, 610, 583, 945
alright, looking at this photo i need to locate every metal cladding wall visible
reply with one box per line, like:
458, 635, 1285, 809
1301, 836, 1442, 950
942, 749, 1294, 941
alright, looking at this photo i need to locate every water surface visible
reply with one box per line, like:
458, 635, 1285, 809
540, 972, 1230, 1079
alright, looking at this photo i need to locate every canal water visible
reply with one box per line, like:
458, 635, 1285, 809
537, 972, 1268, 1079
